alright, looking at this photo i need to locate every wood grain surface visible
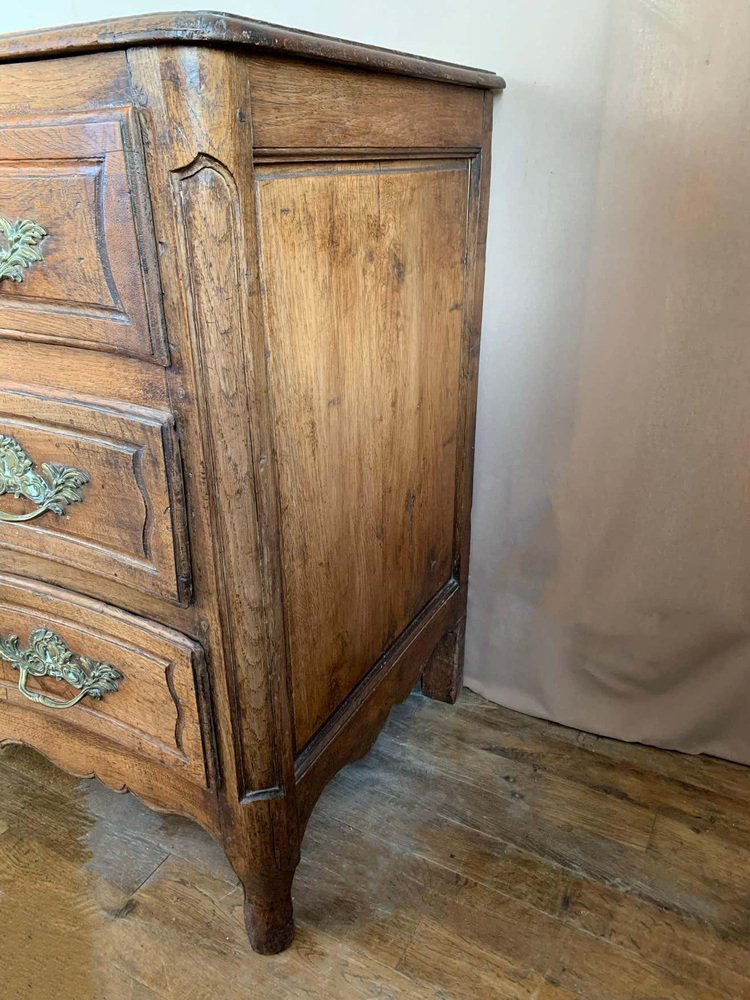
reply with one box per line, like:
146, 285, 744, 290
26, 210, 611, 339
0, 573, 216, 791
0, 17, 499, 953
0, 12, 505, 90
248, 57, 486, 150
0, 110, 165, 360
0, 384, 189, 604
257, 160, 469, 749
2, 687, 748, 999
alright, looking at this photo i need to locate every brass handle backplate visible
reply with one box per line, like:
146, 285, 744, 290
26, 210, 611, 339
0, 628, 123, 710
0, 434, 89, 523
0, 216, 47, 283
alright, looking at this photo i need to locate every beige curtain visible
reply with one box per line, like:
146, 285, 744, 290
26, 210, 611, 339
467, 0, 750, 764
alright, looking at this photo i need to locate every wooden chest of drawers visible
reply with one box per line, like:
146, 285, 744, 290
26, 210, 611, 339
0, 12, 503, 953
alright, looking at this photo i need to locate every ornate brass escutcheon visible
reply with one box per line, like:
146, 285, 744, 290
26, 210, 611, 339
0, 434, 89, 523
0, 216, 47, 283
0, 628, 123, 710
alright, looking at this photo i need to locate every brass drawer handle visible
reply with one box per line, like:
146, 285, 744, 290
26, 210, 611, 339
0, 628, 123, 710
0, 216, 47, 283
0, 434, 89, 523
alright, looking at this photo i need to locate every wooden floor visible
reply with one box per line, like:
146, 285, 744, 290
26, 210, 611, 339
2, 689, 750, 1000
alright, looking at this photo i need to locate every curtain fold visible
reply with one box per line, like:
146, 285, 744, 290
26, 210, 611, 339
467, 0, 750, 765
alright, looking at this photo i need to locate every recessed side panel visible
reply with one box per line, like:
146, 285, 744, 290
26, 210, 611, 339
256, 160, 470, 749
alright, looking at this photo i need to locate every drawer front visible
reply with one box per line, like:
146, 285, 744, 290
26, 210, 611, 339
0, 384, 190, 604
0, 109, 165, 361
0, 574, 214, 787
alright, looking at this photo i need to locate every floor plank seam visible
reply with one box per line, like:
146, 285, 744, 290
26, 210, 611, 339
129, 851, 172, 900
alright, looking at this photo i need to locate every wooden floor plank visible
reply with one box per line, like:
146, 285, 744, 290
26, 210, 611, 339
398, 917, 577, 999
381, 711, 658, 850
453, 691, 750, 808
105, 852, 445, 1000
390, 692, 750, 851
3, 688, 750, 999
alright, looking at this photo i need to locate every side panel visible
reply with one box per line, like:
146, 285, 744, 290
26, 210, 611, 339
256, 160, 470, 749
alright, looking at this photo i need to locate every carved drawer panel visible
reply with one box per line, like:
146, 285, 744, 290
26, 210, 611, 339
0, 110, 165, 361
0, 574, 215, 787
0, 383, 190, 604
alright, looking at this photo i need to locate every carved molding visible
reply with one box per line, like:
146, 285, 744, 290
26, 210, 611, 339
171, 154, 281, 799
0, 734, 219, 837
0, 389, 191, 605
0, 110, 168, 363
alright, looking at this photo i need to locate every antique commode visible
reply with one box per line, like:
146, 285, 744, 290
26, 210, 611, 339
0, 12, 503, 953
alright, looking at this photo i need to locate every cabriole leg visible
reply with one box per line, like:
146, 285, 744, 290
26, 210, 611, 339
241, 864, 297, 955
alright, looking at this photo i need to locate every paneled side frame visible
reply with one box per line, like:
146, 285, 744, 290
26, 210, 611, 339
420, 93, 494, 703
127, 42, 495, 955
255, 149, 477, 762
261, 116, 495, 809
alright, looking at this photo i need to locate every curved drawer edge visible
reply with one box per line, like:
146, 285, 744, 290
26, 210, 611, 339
0, 573, 219, 805
0, 722, 220, 837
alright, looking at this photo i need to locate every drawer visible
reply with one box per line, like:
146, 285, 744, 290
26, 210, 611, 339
0, 109, 165, 361
0, 383, 190, 604
0, 574, 215, 788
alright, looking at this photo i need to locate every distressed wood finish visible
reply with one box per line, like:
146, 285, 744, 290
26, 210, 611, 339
422, 617, 467, 704
247, 57, 487, 150
0, 12, 506, 90
0, 12, 500, 954
0, 574, 215, 789
0, 383, 190, 604
4, 691, 750, 999
0, 50, 132, 115
257, 160, 470, 749
0, 111, 165, 360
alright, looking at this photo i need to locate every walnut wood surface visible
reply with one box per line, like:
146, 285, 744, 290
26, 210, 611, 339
0, 13, 499, 954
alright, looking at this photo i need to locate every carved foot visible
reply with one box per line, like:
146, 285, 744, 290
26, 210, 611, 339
242, 867, 296, 955
421, 617, 465, 704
